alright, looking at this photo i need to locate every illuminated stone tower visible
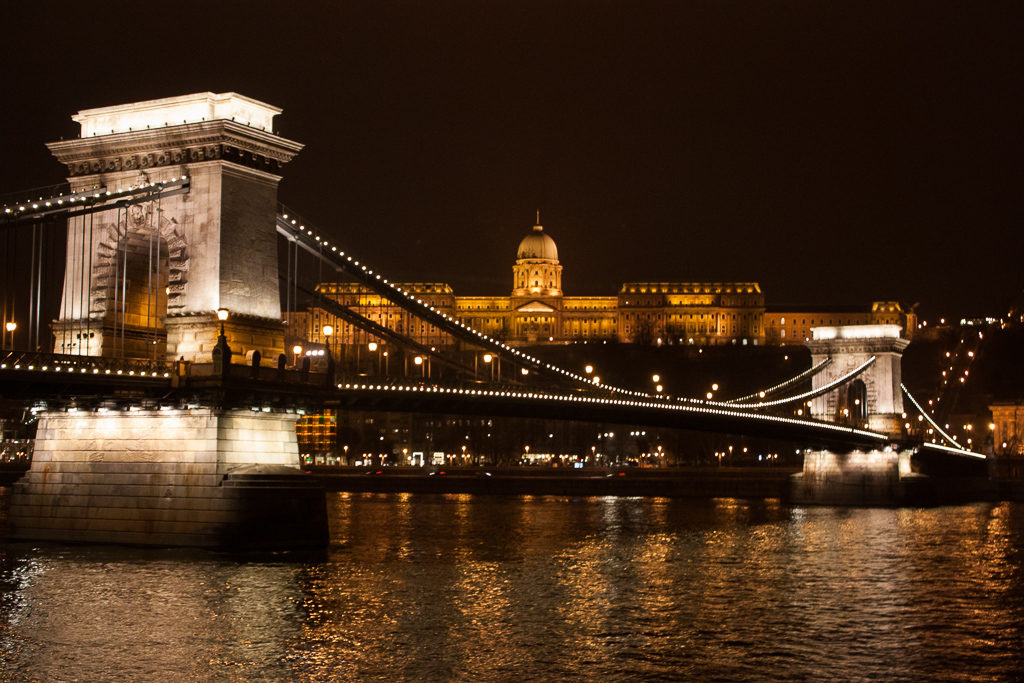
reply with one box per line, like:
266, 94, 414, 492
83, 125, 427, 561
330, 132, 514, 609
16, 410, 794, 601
46, 92, 303, 362
512, 213, 562, 298
806, 324, 909, 434
8, 94, 325, 550
793, 323, 915, 505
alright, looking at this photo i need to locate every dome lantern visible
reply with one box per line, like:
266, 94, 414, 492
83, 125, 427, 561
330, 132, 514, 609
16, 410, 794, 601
512, 212, 562, 297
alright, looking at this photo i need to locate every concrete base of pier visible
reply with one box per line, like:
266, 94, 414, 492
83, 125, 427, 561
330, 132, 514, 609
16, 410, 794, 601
6, 409, 327, 549
790, 448, 921, 505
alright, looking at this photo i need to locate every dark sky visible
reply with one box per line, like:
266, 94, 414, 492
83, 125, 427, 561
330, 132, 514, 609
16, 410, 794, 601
2, 1, 1021, 319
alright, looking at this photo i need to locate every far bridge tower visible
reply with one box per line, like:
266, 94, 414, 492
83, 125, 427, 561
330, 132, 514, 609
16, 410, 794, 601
806, 324, 909, 435
795, 324, 916, 505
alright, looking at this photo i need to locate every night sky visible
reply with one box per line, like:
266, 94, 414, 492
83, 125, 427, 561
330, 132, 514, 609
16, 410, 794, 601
2, 2, 1021, 319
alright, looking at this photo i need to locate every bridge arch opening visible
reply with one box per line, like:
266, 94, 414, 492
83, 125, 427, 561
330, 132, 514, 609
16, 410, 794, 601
103, 227, 169, 360
89, 203, 188, 360
847, 379, 867, 425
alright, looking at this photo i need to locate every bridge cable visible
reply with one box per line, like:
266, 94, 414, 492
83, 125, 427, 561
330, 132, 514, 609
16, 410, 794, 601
275, 210, 643, 397
119, 207, 128, 357
292, 277, 509, 381
900, 383, 969, 452
722, 358, 833, 404
87, 210, 94, 355
701, 356, 876, 411
28, 223, 37, 351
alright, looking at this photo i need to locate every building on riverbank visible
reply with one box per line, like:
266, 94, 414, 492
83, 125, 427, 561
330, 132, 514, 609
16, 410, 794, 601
303, 216, 913, 351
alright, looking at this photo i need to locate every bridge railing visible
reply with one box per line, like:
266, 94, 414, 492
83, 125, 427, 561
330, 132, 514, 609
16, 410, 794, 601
0, 350, 173, 377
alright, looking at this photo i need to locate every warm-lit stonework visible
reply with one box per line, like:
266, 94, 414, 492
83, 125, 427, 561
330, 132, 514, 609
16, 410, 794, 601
308, 218, 913, 348
47, 92, 303, 363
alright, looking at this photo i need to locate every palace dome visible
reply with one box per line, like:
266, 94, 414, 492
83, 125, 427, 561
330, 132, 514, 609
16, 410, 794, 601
517, 224, 558, 261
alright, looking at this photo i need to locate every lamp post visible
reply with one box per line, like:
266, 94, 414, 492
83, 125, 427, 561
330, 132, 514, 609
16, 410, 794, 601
216, 308, 229, 337
322, 324, 334, 360
214, 309, 231, 372
367, 341, 379, 376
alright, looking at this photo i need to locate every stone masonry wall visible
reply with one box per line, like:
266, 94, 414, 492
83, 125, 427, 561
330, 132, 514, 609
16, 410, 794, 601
8, 409, 299, 546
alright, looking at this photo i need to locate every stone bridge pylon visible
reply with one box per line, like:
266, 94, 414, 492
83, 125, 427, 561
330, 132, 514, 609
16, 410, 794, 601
806, 324, 909, 435
795, 323, 917, 504
47, 92, 302, 362
8, 93, 325, 550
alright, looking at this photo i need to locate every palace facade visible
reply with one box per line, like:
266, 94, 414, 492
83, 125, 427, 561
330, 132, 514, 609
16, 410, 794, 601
305, 218, 912, 349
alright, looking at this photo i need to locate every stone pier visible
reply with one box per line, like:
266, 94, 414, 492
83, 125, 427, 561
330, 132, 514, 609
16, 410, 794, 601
6, 93, 326, 549
791, 324, 917, 505
7, 409, 327, 549
791, 448, 921, 505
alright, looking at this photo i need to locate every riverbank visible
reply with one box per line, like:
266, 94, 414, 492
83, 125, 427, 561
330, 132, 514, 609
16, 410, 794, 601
309, 465, 800, 499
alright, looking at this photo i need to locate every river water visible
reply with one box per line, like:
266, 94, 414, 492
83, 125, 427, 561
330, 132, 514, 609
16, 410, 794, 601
1, 493, 1023, 681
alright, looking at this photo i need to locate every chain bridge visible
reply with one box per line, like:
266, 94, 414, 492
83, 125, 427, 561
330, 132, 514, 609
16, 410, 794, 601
0, 93, 984, 548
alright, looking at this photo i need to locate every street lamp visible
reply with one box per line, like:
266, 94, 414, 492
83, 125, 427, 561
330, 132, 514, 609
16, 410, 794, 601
322, 325, 333, 359
3, 321, 15, 349
367, 342, 380, 375
584, 364, 594, 374
216, 308, 229, 337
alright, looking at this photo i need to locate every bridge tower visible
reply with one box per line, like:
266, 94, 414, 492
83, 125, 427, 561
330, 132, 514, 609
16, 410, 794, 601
46, 92, 302, 362
794, 324, 915, 505
806, 324, 909, 435
8, 94, 325, 549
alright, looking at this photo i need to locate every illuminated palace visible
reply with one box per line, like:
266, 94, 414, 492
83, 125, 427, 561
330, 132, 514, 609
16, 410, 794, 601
306, 217, 913, 350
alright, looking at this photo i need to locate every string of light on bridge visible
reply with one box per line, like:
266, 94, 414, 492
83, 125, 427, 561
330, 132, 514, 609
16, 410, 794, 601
0, 360, 169, 378
702, 357, 877, 410
277, 209, 895, 416
278, 209, 660, 400
332, 381, 890, 443
723, 358, 833, 404
901, 382, 970, 453
2, 176, 191, 220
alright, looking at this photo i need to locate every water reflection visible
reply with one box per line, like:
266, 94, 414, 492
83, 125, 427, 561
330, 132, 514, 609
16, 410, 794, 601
2, 497, 1024, 680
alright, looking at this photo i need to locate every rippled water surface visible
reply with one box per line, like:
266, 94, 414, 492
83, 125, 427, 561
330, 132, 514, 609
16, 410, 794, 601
2, 494, 1024, 681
